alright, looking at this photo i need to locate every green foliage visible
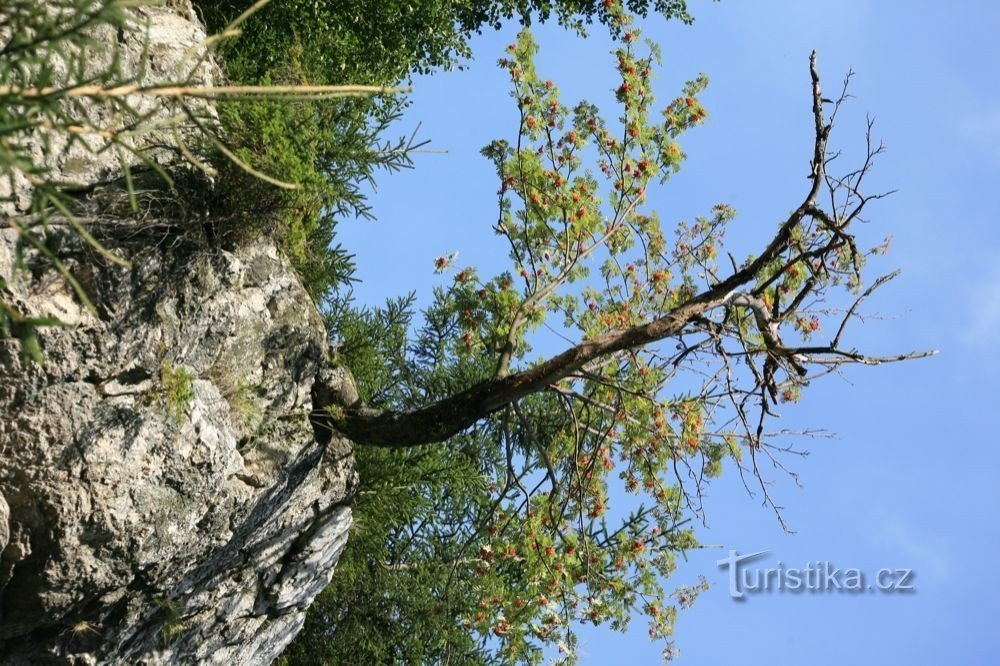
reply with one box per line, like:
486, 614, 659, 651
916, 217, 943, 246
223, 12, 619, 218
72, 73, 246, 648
160, 360, 195, 423
153, 597, 184, 648
277, 296, 493, 664
154, 596, 186, 647
0, 307, 64, 365
199, 0, 463, 84
0, 0, 137, 355
280, 441, 497, 665
266, 2, 743, 663
194, 1, 433, 299
193, 0, 697, 300
231, 383, 263, 427
406, 23, 728, 658
197, 0, 696, 84
226, 381, 264, 433
202, 48, 419, 298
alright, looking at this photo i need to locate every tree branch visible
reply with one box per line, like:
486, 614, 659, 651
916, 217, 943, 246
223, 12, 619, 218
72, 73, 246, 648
323, 51, 933, 449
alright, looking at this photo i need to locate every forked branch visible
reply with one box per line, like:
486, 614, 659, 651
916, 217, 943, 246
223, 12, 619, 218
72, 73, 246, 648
327, 52, 935, 449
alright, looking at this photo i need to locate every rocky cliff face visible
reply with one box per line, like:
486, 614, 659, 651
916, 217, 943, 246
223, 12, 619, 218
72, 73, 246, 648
0, 3, 358, 664
0, 227, 358, 664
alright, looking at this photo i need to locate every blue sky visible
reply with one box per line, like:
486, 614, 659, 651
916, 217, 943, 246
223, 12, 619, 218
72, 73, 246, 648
338, 1, 1000, 663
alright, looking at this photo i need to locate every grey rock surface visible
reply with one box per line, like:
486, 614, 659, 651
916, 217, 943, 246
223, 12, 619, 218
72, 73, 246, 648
0, 0, 219, 217
0, 1, 358, 663
0, 494, 8, 557
0, 225, 357, 664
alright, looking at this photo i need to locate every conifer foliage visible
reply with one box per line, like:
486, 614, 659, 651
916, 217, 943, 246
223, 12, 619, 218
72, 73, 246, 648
1, 1, 931, 663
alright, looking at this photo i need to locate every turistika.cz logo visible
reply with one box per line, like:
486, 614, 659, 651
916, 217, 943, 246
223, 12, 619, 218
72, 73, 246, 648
716, 550, 915, 600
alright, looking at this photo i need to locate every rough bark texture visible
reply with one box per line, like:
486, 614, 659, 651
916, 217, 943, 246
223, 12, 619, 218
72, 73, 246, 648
0, 2, 358, 663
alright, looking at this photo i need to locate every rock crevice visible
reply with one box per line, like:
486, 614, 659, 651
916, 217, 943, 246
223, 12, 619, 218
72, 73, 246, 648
0, 223, 357, 664
0, 2, 358, 662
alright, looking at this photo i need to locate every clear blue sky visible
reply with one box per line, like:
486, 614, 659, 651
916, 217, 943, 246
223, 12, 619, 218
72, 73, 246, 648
338, 1, 1000, 663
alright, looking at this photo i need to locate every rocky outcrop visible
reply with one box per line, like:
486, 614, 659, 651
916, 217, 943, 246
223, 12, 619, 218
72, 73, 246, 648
0, 0, 219, 215
0, 494, 8, 558
0, 221, 357, 664
0, 2, 358, 663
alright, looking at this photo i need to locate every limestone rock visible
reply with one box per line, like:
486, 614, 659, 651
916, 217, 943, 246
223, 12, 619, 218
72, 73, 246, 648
0, 2, 358, 663
0, 493, 8, 557
0, 225, 357, 664
0, 0, 219, 217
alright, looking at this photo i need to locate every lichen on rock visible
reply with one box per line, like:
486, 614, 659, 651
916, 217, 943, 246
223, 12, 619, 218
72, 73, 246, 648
0, 1, 358, 663
0, 218, 358, 663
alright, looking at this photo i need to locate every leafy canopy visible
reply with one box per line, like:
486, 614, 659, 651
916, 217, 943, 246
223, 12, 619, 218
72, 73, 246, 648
288, 1, 925, 662
0, 1, 920, 664
193, 0, 698, 299
291, 10, 729, 663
